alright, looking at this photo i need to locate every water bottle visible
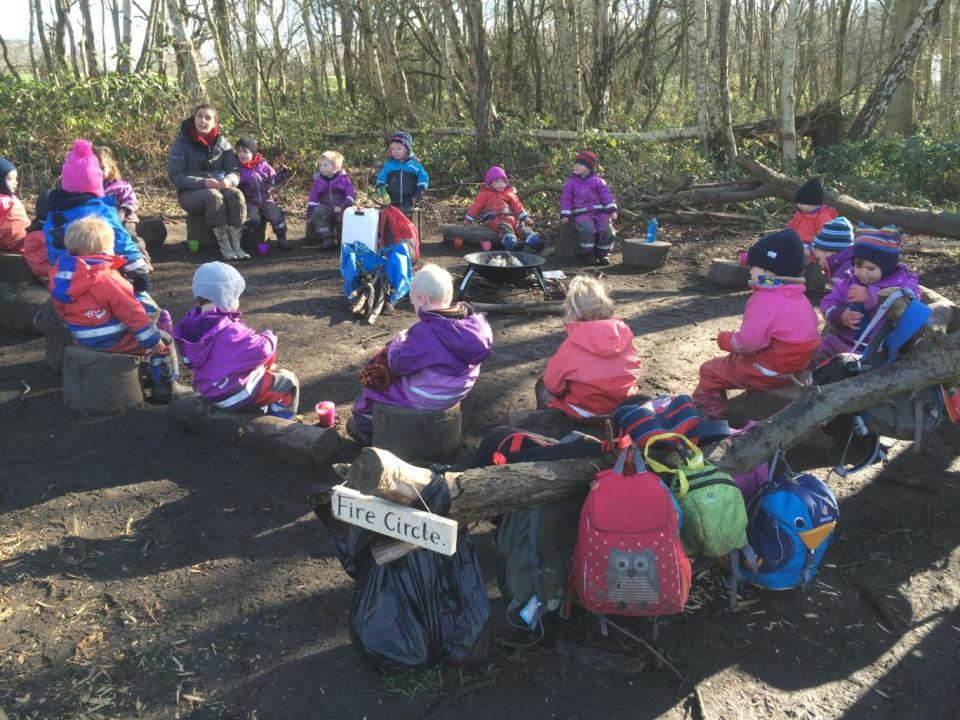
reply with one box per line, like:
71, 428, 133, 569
847, 302, 867, 334
157, 309, 173, 335
646, 217, 658, 243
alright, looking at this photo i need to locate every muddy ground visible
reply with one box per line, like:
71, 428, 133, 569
1, 209, 959, 720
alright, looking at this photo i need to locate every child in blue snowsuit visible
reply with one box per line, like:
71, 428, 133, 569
374, 131, 429, 216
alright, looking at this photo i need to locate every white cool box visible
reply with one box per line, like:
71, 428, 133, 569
341, 207, 380, 254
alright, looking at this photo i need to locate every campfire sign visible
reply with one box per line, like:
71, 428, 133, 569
331, 485, 458, 556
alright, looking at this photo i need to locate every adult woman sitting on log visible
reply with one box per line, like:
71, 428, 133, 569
167, 104, 249, 260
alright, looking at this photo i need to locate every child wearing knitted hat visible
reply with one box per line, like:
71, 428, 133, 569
44, 139, 153, 307
173, 262, 300, 418
464, 166, 542, 252
0, 156, 29, 251
560, 150, 618, 266
787, 178, 839, 248
810, 216, 855, 280
235, 136, 292, 252
816, 225, 920, 363
374, 131, 429, 216
693, 229, 821, 419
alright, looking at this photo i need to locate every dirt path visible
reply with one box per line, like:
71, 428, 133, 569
1, 218, 959, 719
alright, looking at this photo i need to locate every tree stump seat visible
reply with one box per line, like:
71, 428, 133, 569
372, 401, 463, 462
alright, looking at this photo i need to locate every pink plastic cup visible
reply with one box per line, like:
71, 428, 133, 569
315, 401, 336, 428
257, 242, 270, 256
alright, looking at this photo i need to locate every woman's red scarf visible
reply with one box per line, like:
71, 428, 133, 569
187, 124, 220, 148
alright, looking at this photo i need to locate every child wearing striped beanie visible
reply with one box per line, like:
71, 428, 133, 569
810, 216, 854, 280
815, 224, 920, 363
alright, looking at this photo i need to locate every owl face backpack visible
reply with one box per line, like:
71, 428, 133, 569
729, 453, 839, 607
571, 448, 691, 618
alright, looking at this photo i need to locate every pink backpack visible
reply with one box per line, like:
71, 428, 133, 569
571, 449, 691, 617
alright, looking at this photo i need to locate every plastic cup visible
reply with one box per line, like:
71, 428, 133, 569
187, 239, 200, 254
257, 242, 270, 256
481, 240, 493, 252
315, 401, 336, 428
453, 237, 464, 250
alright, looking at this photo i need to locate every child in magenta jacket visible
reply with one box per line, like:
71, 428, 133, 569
540, 275, 642, 419
816, 225, 920, 364
560, 150, 617, 265
464, 166, 542, 252
173, 262, 299, 418
693, 229, 821, 419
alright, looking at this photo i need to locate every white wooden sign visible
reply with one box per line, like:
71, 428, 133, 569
331, 485, 459, 556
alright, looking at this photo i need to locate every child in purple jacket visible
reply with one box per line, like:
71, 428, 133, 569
560, 150, 618, 266
95, 145, 151, 269
173, 262, 300, 418
816, 225, 920, 364
236, 136, 291, 252
306, 150, 356, 249
348, 264, 494, 444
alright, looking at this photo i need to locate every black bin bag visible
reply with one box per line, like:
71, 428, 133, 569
312, 474, 491, 671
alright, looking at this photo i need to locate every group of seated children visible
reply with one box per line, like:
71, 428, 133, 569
463, 150, 617, 265
18, 134, 923, 439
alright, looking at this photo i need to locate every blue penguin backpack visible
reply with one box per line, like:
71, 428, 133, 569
729, 453, 838, 606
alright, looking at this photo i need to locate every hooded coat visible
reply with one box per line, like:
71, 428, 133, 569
543, 318, 643, 418
464, 175, 530, 234
173, 306, 278, 410
104, 178, 140, 223
787, 205, 839, 245
49, 252, 160, 354
167, 118, 241, 196
352, 305, 493, 428
306, 170, 357, 215
0, 194, 28, 251
237, 156, 278, 208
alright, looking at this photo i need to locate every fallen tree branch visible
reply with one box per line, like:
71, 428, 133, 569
707, 331, 960, 474
470, 301, 565, 315
736, 155, 960, 239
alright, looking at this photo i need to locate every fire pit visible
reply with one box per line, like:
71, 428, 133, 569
458, 251, 550, 300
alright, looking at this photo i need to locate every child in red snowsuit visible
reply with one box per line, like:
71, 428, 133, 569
693, 229, 820, 419
787, 178, 839, 250
464, 166, 542, 252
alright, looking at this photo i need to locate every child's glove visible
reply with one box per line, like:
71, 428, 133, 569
413, 187, 424, 201
716, 331, 734, 352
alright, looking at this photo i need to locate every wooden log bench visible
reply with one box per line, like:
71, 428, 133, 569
372, 401, 462, 462
707, 259, 826, 292
0, 253, 42, 285
62, 346, 144, 413
0, 282, 46, 334
441, 223, 498, 250
185, 213, 218, 253
168, 385, 341, 468
137, 217, 168, 251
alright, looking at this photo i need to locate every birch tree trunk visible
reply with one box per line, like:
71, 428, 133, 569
884, 0, 924, 133
694, 0, 713, 150
850, 0, 946, 139
780, 0, 802, 176
27, 0, 39, 80
121, 0, 132, 73
167, 0, 207, 100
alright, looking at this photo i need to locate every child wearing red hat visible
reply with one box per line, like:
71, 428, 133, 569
560, 150, 618, 266
464, 166, 542, 252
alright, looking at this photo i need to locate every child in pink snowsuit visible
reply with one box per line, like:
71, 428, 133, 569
560, 150, 618, 266
693, 229, 821, 419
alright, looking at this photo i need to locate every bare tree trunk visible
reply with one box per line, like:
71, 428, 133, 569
505, 0, 515, 99
716, 0, 738, 163
359, 0, 388, 122
884, 0, 925, 133
268, 0, 288, 100
339, 0, 356, 104
552, 0, 585, 134
781, 0, 802, 176
939, 0, 955, 125
852, 0, 870, 110
121, 0, 133, 73
167, 0, 207, 100
588, 0, 615, 126
300, 0, 321, 98
0, 35, 21, 80
52, 0, 70, 77
135, 0, 160, 73
27, 0, 39, 81
245, 0, 263, 128
742, 0, 755, 97
950, 0, 960, 126
32, 0, 54, 79
465, 0, 495, 155
850, 0, 946, 138
64, 6, 83, 79
376, 0, 416, 124
78, 0, 100, 77
694, 0, 712, 149
835, 0, 855, 94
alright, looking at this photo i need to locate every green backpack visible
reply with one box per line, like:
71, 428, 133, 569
644, 433, 748, 558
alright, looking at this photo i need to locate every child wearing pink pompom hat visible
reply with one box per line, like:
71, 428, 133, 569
42, 139, 154, 309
